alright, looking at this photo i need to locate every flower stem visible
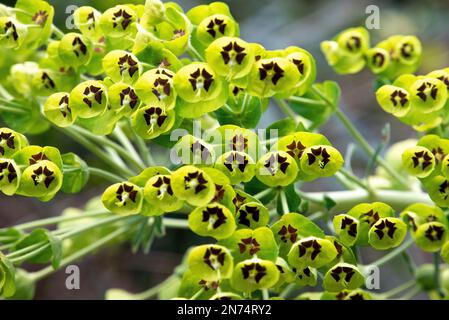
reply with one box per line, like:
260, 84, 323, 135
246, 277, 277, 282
88, 167, 124, 183
398, 286, 420, 300
133, 275, 179, 300
280, 190, 289, 214
253, 188, 273, 200
382, 279, 416, 299
338, 168, 372, 193
433, 252, 445, 298
364, 237, 414, 268
112, 126, 146, 169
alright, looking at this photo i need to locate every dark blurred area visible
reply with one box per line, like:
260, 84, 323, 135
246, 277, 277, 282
1, 0, 448, 299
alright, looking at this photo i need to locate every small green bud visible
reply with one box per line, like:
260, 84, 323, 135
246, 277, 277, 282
99, 5, 137, 38
230, 258, 280, 293
69, 80, 108, 118
256, 151, 298, 187
102, 182, 143, 215
333, 214, 359, 247
368, 217, 407, 250
187, 244, 234, 281
188, 203, 236, 240
402, 146, 435, 178
323, 263, 365, 292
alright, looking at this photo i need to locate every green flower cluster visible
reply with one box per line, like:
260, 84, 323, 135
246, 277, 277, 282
321, 27, 421, 78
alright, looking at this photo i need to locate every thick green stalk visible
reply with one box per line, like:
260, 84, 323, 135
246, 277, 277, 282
88, 167, 124, 183
112, 126, 146, 169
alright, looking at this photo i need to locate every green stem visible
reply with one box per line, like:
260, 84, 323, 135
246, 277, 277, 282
187, 43, 203, 61
51, 25, 64, 39
9, 243, 50, 263
338, 168, 372, 193
280, 190, 289, 214
6, 241, 47, 259
133, 275, 179, 300
433, 252, 444, 298
399, 286, 420, 300
190, 288, 205, 300
29, 224, 135, 282
57, 126, 133, 178
383, 279, 416, 298
0, 103, 27, 115
253, 188, 273, 200
287, 95, 327, 106
262, 289, 269, 300
132, 128, 155, 167
11, 209, 109, 231
279, 283, 296, 299
71, 126, 145, 172
275, 99, 302, 124
163, 218, 190, 229
112, 126, 145, 169
364, 237, 414, 268
88, 167, 124, 183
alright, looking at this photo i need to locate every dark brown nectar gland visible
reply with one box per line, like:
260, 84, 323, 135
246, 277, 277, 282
189, 68, 214, 92
29, 152, 49, 165
238, 205, 260, 227
190, 140, 212, 163
373, 220, 397, 240
184, 171, 208, 194
298, 239, 322, 261
359, 209, 380, 227
41, 72, 55, 90
85, 12, 96, 30
203, 247, 226, 270
259, 62, 285, 85
143, 107, 167, 130
341, 217, 357, 237
201, 206, 227, 229
112, 8, 133, 30
412, 150, 433, 170
118, 54, 139, 78
224, 152, 249, 173
372, 52, 386, 68
31, 165, 55, 188
264, 154, 289, 175
306, 147, 330, 169
0, 132, 15, 155
119, 87, 138, 110
278, 224, 298, 243
416, 81, 439, 102
151, 176, 174, 199
115, 183, 138, 206
437, 75, 449, 90
198, 279, 219, 291
238, 237, 261, 255
206, 18, 227, 38
229, 134, 248, 152
285, 140, 306, 159
152, 77, 171, 101
345, 36, 362, 52
390, 89, 408, 107
58, 95, 71, 117
438, 180, 449, 200
220, 41, 246, 66
0, 161, 17, 183
71, 36, 87, 58
330, 266, 355, 282
241, 263, 267, 283
4, 21, 18, 41
82, 85, 103, 108
424, 224, 445, 242
32, 10, 49, 26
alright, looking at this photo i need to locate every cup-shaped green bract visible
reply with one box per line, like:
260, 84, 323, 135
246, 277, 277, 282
288, 236, 338, 269
171, 165, 216, 206
230, 258, 279, 293
218, 227, 278, 263
366, 47, 390, 74
346, 202, 395, 246
368, 217, 407, 250
43, 92, 76, 128
134, 68, 176, 108
394, 36, 422, 67
69, 80, 108, 119
427, 68, 449, 108
256, 151, 298, 187
102, 50, 142, 84
280, 46, 316, 96
131, 102, 175, 140
300, 145, 344, 178
417, 134, 449, 168
187, 244, 234, 281
333, 214, 359, 247
196, 13, 239, 47
0, 158, 20, 196
188, 203, 236, 240
413, 221, 448, 252
99, 5, 137, 38
290, 266, 317, 288
102, 182, 143, 215
215, 125, 261, 157
273, 257, 296, 286
215, 151, 256, 185
0, 252, 16, 298
235, 202, 269, 229
13, 145, 63, 169
18, 160, 63, 199
0, 128, 28, 158
400, 203, 446, 234
31, 69, 61, 97
58, 32, 92, 67
143, 174, 184, 213
441, 241, 449, 264
423, 175, 449, 208
73, 6, 102, 40
0, 17, 27, 49
173, 135, 215, 166
320, 27, 369, 74
376, 85, 411, 118
402, 146, 435, 178
323, 263, 364, 292
246, 57, 300, 98
173, 62, 228, 118
205, 37, 254, 80
107, 82, 140, 117
271, 212, 325, 258
410, 77, 448, 114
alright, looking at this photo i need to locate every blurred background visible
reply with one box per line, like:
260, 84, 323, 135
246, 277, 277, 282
1, 0, 449, 299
